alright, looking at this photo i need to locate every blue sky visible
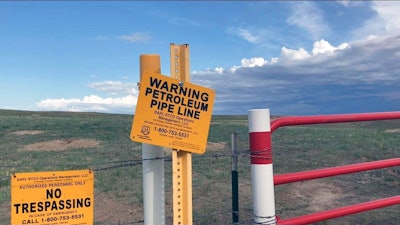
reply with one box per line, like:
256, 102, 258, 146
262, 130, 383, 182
1, 1, 399, 115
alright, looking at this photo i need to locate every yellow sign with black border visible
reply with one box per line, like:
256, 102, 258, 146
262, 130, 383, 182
131, 72, 215, 154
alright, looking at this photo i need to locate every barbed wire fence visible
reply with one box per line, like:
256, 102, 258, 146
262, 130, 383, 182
0, 135, 259, 225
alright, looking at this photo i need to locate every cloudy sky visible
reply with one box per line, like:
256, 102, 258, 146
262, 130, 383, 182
1, 1, 399, 115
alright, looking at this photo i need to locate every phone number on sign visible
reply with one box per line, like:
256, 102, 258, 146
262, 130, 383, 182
41, 214, 85, 223
154, 127, 189, 138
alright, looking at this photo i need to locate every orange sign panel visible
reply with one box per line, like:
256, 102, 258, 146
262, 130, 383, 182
131, 72, 215, 154
11, 170, 94, 225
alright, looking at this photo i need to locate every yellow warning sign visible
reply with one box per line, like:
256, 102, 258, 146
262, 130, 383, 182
11, 169, 94, 225
131, 72, 215, 154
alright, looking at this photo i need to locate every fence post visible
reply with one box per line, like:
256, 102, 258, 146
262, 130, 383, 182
139, 54, 165, 225
231, 133, 239, 223
248, 109, 276, 224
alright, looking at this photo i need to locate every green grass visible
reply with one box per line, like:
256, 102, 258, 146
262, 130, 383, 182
1, 110, 399, 224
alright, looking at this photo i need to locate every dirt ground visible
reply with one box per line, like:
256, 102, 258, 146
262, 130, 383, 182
207, 141, 227, 151
9, 130, 44, 135
385, 128, 400, 133
11, 130, 101, 152
94, 192, 143, 224
288, 180, 351, 212
18, 138, 101, 152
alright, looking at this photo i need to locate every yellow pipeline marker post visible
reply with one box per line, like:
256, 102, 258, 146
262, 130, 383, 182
139, 54, 161, 86
170, 43, 193, 225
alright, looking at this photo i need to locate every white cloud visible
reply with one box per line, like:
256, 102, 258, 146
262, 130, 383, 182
228, 27, 264, 44
371, 2, 400, 32
37, 98, 81, 110
214, 67, 224, 74
37, 95, 137, 113
36, 80, 139, 114
236, 28, 259, 43
281, 47, 310, 61
312, 39, 349, 55
279, 39, 349, 62
352, 2, 400, 39
287, 2, 330, 40
193, 57, 276, 74
240, 57, 267, 67
117, 32, 151, 43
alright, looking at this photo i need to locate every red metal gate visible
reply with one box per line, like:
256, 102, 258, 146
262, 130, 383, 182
248, 109, 400, 225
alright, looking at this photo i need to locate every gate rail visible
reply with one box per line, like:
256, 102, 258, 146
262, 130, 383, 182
248, 109, 400, 225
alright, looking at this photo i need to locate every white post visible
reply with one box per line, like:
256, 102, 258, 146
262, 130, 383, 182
139, 54, 165, 225
142, 144, 165, 225
248, 109, 276, 224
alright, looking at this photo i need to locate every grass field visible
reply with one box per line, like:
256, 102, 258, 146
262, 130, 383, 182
0, 109, 399, 224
